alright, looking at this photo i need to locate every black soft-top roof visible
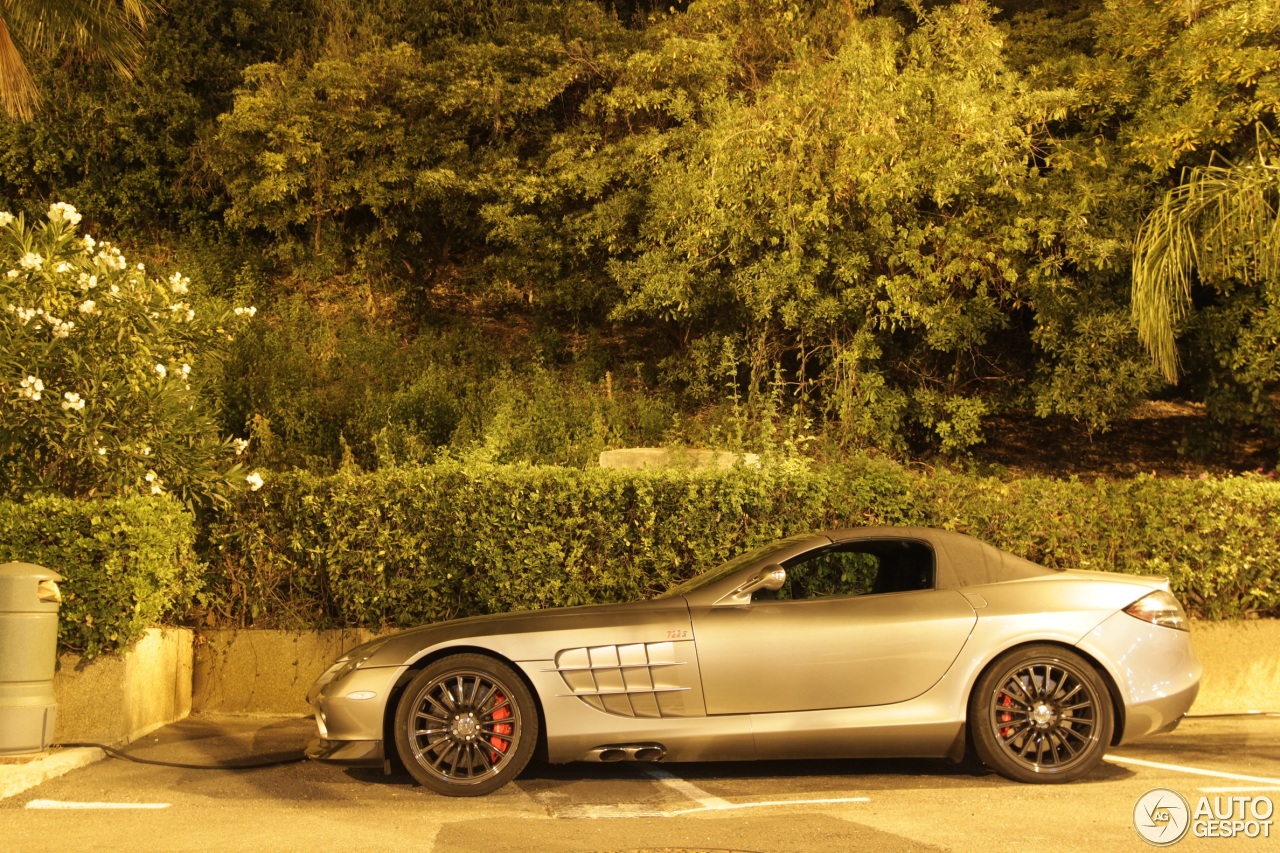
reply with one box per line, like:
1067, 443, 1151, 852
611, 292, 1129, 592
823, 527, 1058, 590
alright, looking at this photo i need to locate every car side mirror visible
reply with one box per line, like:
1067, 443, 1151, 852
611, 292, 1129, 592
717, 564, 787, 605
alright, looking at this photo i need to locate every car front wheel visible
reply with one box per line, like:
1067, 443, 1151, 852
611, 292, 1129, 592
393, 654, 539, 796
969, 644, 1114, 783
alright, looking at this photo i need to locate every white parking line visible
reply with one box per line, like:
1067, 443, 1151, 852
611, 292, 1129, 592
628, 767, 868, 817
639, 766, 733, 809
1106, 755, 1280, 788
661, 796, 872, 817
556, 794, 873, 819
25, 800, 170, 810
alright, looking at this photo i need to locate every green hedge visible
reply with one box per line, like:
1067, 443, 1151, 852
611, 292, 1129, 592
0, 496, 201, 657
203, 460, 1280, 627
922, 472, 1280, 619
202, 462, 842, 629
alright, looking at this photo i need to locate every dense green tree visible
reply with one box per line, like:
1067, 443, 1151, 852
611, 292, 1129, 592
5, 0, 1280, 465
1075, 0, 1280, 434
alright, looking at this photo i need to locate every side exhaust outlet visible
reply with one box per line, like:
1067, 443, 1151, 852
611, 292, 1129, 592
584, 743, 667, 763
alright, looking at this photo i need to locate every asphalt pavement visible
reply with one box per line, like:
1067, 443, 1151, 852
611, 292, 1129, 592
2, 713, 1278, 852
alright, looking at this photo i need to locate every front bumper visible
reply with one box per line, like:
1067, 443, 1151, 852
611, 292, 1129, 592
306, 735, 385, 767
306, 661, 405, 768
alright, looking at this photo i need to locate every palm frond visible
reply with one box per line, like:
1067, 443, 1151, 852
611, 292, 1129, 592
0, 1, 158, 119
1131, 151, 1280, 383
0, 17, 38, 119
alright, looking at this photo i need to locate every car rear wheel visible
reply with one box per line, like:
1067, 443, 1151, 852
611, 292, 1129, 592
969, 644, 1114, 783
393, 654, 538, 796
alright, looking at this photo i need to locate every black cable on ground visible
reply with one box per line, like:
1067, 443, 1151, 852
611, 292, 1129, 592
52, 742, 307, 770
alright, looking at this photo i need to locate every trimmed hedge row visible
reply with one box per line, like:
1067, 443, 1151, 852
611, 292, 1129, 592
0, 495, 201, 657
203, 460, 1280, 627
922, 472, 1280, 619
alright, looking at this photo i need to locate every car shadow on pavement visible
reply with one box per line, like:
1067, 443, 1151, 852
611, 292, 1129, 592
343, 753, 1130, 798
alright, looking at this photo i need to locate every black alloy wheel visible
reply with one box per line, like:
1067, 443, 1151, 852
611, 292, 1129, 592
969, 644, 1115, 783
393, 654, 539, 796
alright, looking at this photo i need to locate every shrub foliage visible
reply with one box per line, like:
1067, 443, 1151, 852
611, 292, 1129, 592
0, 495, 201, 657
204, 460, 1280, 628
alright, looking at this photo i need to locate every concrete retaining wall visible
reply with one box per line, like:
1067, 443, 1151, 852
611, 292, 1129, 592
192, 628, 382, 715
54, 628, 192, 745
1184, 619, 1280, 714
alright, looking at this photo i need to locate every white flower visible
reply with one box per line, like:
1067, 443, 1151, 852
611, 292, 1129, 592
246, 471, 265, 491
82, 235, 96, 252
186, 308, 195, 322
145, 470, 157, 482
232, 437, 250, 456
109, 283, 120, 295
150, 484, 164, 495
61, 391, 85, 412
155, 363, 167, 378
55, 262, 72, 274
79, 299, 97, 314
181, 362, 191, 377
0, 211, 13, 227
97, 446, 107, 456
19, 375, 43, 401
142, 445, 152, 456
95, 244, 127, 271
5, 270, 18, 279
19, 252, 43, 270
136, 263, 146, 272
168, 273, 190, 295
234, 306, 257, 318
47, 202, 82, 226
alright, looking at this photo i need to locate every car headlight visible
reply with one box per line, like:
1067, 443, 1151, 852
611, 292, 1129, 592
1124, 590, 1190, 631
315, 638, 391, 690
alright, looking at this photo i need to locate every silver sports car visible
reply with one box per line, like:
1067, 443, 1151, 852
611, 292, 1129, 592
306, 527, 1201, 795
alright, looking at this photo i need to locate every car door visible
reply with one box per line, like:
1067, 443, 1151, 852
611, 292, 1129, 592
688, 538, 978, 715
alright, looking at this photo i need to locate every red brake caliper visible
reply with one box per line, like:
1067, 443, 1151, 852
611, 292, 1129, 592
489, 693, 513, 761
998, 693, 1014, 739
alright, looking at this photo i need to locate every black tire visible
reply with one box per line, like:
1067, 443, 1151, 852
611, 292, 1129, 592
969, 644, 1115, 783
393, 654, 539, 796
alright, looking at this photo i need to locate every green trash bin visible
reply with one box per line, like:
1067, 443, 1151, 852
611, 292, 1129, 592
0, 562, 63, 754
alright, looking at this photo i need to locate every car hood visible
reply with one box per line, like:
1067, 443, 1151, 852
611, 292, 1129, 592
360, 597, 693, 667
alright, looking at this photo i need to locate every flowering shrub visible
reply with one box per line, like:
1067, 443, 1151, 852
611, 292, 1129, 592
0, 203, 264, 506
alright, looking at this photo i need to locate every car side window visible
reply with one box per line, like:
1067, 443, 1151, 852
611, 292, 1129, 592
754, 540, 936, 601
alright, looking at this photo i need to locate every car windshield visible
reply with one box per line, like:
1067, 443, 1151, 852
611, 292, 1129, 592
656, 534, 814, 599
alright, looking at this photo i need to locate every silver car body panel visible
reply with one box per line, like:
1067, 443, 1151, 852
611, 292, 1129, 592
306, 527, 1201, 770
690, 590, 978, 714
1076, 608, 1202, 741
